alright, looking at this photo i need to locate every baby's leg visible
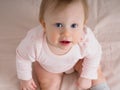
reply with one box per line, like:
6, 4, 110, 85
33, 61, 63, 90
74, 59, 110, 90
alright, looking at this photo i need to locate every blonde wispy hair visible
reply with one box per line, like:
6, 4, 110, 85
39, 0, 88, 24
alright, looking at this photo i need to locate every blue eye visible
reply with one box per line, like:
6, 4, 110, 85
55, 23, 63, 28
71, 23, 78, 28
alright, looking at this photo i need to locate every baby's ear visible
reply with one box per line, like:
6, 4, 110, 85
40, 19, 46, 31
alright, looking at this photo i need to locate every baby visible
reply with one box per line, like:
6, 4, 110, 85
16, 0, 110, 90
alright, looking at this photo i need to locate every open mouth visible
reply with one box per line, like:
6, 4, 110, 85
60, 41, 71, 45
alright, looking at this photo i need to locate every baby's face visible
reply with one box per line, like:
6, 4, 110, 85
42, 1, 85, 51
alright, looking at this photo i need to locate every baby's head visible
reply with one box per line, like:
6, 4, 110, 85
39, 0, 88, 24
39, 0, 88, 52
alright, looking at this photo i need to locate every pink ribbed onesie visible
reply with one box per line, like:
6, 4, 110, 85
16, 26, 102, 80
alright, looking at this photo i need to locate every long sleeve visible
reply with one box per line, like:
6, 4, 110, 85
16, 26, 43, 80
80, 27, 102, 79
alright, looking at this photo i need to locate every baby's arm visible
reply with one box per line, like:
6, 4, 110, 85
77, 27, 102, 89
16, 27, 43, 90
16, 50, 37, 90
16, 30, 38, 90
82, 28, 102, 77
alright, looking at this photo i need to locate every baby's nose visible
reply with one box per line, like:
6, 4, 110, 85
61, 29, 71, 37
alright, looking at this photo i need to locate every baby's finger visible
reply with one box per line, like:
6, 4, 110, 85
32, 81, 37, 88
29, 85, 36, 90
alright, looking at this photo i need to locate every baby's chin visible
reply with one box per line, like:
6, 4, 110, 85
59, 43, 73, 51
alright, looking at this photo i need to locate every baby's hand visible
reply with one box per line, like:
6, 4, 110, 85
76, 77, 92, 90
19, 79, 37, 90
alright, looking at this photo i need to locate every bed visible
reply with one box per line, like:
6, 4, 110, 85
0, 0, 120, 90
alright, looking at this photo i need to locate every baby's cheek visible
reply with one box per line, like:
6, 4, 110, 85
73, 34, 82, 43
49, 35, 58, 43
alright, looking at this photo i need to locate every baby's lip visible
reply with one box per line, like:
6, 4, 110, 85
60, 40, 71, 44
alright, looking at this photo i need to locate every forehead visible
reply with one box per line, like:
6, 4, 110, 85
44, 1, 84, 21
